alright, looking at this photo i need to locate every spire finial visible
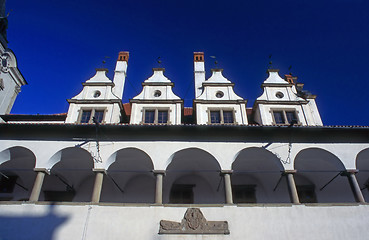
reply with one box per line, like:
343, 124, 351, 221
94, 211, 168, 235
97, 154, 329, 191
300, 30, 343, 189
101, 56, 110, 68
157, 57, 162, 67
210, 56, 218, 68
268, 54, 273, 69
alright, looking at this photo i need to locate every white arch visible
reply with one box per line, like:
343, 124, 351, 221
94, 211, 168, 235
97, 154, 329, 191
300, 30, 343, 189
232, 146, 285, 171
0, 146, 36, 166
294, 147, 346, 171
46, 147, 93, 170
165, 147, 221, 171
104, 147, 153, 170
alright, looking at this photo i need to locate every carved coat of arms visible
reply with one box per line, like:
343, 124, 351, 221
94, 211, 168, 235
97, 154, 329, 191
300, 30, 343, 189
159, 208, 229, 235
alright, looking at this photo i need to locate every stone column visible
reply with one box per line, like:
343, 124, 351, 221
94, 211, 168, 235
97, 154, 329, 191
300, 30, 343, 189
29, 168, 50, 202
153, 170, 165, 204
284, 170, 300, 204
91, 169, 106, 203
345, 170, 365, 203
221, 170, 233, 204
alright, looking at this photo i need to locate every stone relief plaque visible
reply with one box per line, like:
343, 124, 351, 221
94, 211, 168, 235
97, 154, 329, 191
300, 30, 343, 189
159, 208, 229, 235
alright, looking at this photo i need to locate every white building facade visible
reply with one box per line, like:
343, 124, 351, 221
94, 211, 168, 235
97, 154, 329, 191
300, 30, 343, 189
0, 51, 368, 240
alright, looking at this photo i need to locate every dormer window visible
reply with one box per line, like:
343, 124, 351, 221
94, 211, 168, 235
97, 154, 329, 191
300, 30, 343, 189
143, 109, 169, 124
272, 109, 298, 125
209, 109, 235, 124
79, 109, 105, 123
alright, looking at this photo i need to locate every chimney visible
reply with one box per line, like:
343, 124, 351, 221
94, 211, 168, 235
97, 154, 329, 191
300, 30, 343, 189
284, 74, 297, 84
112, 51, 129, 99
194, 52, 205, 98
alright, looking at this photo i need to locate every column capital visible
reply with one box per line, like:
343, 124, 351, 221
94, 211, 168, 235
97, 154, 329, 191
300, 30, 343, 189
220, 170, 233, 175
345, 169, 359, 174
152, 170, 166, 176
283, 170, 297, 174
33, 168, 50, 175
93, 168, 107, 174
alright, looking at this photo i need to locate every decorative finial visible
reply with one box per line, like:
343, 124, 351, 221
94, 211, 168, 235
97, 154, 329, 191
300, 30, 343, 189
157, 57, 162, 67
210, 56, 218, 68
268, 54, 273, 69
102, 56, 110, 68
288, 65, 292, 75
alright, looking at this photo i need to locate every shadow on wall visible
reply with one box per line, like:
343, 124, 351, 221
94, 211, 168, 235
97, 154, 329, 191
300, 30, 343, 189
0, 204, 68, 240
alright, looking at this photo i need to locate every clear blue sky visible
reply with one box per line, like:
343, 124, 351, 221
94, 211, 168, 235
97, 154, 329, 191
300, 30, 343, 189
6, 0, 369, 125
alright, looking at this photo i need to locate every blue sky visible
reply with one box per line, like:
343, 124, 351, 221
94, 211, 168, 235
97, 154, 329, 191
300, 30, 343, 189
6, 0, 369, 125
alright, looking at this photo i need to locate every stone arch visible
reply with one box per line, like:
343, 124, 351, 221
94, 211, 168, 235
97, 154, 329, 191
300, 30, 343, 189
294, 147, 355, 203
0, 146, 36, 201
232, 147, 289, 203
101, 148, 154, 203
39, 147, 94, 202
355, 148, 369, 202
164, 148, 223, 204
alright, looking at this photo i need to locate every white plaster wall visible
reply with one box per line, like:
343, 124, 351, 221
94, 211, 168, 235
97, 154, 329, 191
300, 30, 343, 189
66, 103, 121, 124
1, 140, 368, 173
0, 204, 369, 240
133, 85, 180, 100
258, 86, 303, 102
73, 85, 116, 100
257, 104, 308, 126
197, 86, 242, 101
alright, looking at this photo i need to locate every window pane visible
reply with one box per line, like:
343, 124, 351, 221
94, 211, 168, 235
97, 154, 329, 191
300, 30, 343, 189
223, 111, 234, 123
169, 184, 194, 204
286, 111, 297, 124
210, 111, 221, 123
145, 110, 155, 123
0, 175, 18, 193
232, 185, 256, 203
157, 110, 168, 123
94, 110, 104, 123
273, 111, 285, 124
80, 110, 91, 123
297, 185, 317, 203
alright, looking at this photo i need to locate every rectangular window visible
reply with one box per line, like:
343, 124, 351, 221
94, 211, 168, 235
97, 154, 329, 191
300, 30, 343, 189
0, 175, 18, 193
79, 109, 105, 123
80, 110, 92, 123
94, 110, 105, 123
157, 110, 168, 123
0, 78, 4, 90
273, 111, 285, 124
210, 111, 221, 123
43, 190, 75, 202
272, 110, 299, 125
232, 185, 256, 203
223, 111, 234, 123
209, 109, 235, 124
145, 110, 155, 123
297, 185, 317, 203
169, 184, 194, 204
285, 111, 297, 124
144, 109, 169, 124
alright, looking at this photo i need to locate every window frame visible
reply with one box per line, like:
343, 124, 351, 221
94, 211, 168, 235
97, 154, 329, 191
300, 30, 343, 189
296, 184, 317, 203
207, 108, 237, 124
169, 184, 195, 204
271, 109, 300, 125
232, 184, 257, 204
142, 108, 171, 124
77, 108, 107, 124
